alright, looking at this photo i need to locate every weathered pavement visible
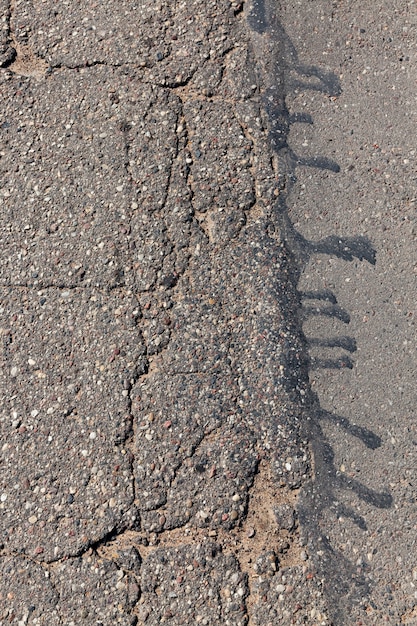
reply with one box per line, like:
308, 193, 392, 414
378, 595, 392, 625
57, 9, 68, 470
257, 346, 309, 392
0, 0, 415, 625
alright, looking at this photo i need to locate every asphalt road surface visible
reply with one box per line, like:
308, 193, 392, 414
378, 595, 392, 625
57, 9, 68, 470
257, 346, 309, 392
264, 0, 417, 623
0, 0, 416, 625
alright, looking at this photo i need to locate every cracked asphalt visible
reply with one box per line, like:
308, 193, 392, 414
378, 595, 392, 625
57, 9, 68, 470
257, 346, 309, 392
0, 0, 416, 625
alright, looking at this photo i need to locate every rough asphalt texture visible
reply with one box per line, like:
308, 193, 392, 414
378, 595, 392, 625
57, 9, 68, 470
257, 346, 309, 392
0, 1, 328, 624
0, 0, 415, 625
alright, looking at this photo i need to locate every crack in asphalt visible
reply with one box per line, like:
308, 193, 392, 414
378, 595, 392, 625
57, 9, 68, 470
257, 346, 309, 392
0, 1, 353, 623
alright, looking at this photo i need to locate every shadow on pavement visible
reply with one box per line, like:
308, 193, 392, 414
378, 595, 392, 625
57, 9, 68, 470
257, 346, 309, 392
247, 1, 392, 622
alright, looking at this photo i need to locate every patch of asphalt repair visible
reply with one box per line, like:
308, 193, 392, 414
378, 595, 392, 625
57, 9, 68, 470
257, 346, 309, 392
0, 0, 404, 624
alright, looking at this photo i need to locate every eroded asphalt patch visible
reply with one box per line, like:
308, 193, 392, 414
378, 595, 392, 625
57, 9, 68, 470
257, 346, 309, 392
0, 0, 392, 624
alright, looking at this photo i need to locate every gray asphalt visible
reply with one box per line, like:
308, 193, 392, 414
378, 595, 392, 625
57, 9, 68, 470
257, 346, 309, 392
0, 0, 416, 625
273, 0, 417, 623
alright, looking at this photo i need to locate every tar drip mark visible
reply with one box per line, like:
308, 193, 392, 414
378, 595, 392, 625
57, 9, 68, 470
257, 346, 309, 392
246, 1, 392, 623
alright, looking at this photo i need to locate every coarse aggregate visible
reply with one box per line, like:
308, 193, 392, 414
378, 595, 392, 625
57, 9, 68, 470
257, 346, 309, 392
0, 288, 144, 561
2, 0, 407, 624
133, 221, 309, 538
0, 551, 139, 624
139, 543, 248, 625
0, 0, 14, 67
0, 0, 319, 621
